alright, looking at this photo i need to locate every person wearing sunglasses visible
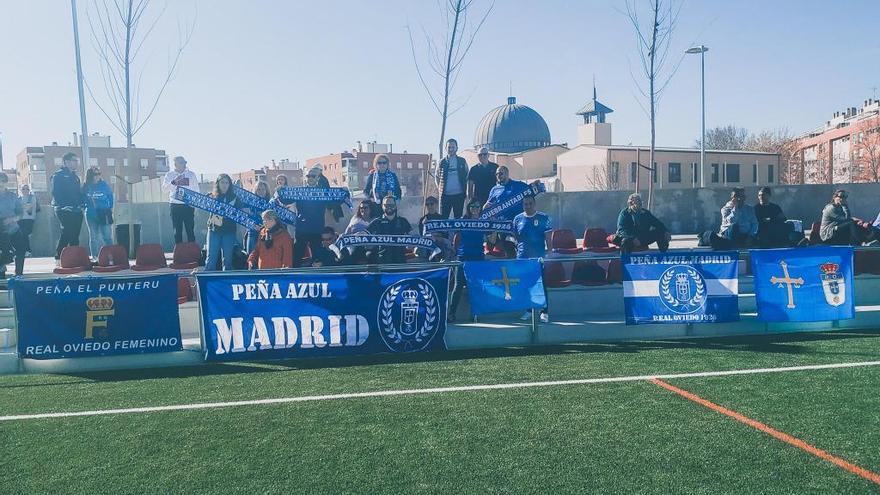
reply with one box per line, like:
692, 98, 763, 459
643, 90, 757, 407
436, 138, 468, 219
363, 154, 401, 203
345, 199, 375, 235
82, 166, 114, 258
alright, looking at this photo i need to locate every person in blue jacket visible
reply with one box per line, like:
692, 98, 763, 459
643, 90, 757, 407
82, 167, 114, 258
51, 153, 85, 259
448, 198, 487, 323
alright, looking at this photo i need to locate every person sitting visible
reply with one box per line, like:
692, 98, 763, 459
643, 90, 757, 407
709, 187, 758, 250
367, 196, 412, 264
247, 210, 293, 270
311, 227, 342, 267
820, 189, 878, 246
612, 193, 670, 254
345, 199, 375, 235
418, 196, 445, 235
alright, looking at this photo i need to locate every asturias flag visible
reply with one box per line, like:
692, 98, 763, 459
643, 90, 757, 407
750, 246, 854, 322
463, 260, 546, 315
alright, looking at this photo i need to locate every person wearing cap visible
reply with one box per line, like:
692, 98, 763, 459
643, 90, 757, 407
363, 154, 401, 203
50, 152, 85, 259
418, 196, 444, 235
163, 155, 199, 243
467, 147, 498, 205
436, 138, 469, 219
613, 193, 670, 254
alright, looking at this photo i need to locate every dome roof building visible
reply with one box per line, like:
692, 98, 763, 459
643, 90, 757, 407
473, 96, 551, 153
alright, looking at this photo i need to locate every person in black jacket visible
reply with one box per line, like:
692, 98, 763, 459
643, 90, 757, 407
205, 174, 242, 271
612, 193, 670, 254
367, 196, 412, 264
50, 153, 85, 259
436, 139, 468, 219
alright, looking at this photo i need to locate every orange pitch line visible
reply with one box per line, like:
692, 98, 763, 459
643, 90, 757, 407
650, 378, 880, 486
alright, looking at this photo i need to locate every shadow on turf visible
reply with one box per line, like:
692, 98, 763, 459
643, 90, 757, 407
34, 327, 880, 385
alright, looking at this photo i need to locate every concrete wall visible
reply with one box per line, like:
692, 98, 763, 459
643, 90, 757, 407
25, 182, 880, 256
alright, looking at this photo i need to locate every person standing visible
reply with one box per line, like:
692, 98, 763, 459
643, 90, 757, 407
366, 196, 412, 264
466, 147, 499, 205
448, 199, 487, 323
51, 153, 85, 260
205, 174, 241, 271
513, 195, 551, 323
82, 167, 114, 258
17, 184, 39, 255
0, 173, 24, 278
247, 210, 292, 270
436, 138, 468, 219
483, 166, 532, 220
613, 193, 670, 254
163, 156, 199, 244
245, 180, 272, 254
363, 154, 402, 203
291, 167, 328, 267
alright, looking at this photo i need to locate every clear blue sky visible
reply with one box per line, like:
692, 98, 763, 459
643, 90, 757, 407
2, 0, 879, 174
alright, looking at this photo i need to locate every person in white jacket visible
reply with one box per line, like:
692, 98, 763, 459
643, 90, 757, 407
163, 156, 199, 243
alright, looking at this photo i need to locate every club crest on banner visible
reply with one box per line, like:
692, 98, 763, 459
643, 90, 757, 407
820, 262, 846, 307
378, 278, 441, 353
659, 265, 706, 314
85, 296, 115, 339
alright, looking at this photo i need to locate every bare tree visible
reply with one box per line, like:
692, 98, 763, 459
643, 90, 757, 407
744, 127, 799, 184
696, 125, 749, 150
625, 0, 683, 208
86, 0, 195, 147
852, 116, 880, 182
585, 164, 621, 191
408, 0, 494, 162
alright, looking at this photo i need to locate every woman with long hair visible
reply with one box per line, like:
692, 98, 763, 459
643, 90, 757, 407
448, 198, 487, 322
245, 180, 271, 254
205, 173, 242, 271
82, 166, 114, 258
363, 154, 401, 204
345, 199, 374, 235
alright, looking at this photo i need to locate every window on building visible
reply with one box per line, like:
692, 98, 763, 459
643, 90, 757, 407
691, 162, 699, 186
407, 162, 413, 169
768, 164, 775, 183
110, 176, 117, 184
726, 163, 740, 183
54, 157, 63, 167
363, 161, 369, 168
652, 162, 657, 183
668, 162, 681, 183
123, 159, 129, 167
418, 162, 424, 169
711, 164, 719, 183
396, 162, 402, 169
752, 163, 758, 183
141, 176, 149, 182
30, 157, 45, 171
107, 158, 116, 167
610, 162, 620, 186
90, 157, 98, 168
140, 158, 149, 169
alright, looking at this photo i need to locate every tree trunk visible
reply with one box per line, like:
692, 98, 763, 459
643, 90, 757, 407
647, 0, 658, 209
438, 0, 463, 168
124, 0, 133, 148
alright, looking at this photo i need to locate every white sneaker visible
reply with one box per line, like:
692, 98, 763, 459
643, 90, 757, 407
519, 311, 531, 321
540, 313, 550, 323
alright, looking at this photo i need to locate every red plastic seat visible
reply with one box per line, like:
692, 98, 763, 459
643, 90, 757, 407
571, 260, 607, 286
93, 244, 130, 272
542, 261, 571, 288
169, 242, 201, 270
606, 259, 623, 284
131, 243, 168, 271
177, 277, 193, 304
583, 228, 618, 253
808, 221, 822, 245
551, 229, 583, 254
53, 246, 91, 274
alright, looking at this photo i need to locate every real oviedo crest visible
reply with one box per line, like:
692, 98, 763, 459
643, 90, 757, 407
820, 262, 846, 307
658, 265, 707, 314
378, 278, 442, 352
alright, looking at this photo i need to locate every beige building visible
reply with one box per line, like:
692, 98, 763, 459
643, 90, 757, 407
459, 145, 568, 183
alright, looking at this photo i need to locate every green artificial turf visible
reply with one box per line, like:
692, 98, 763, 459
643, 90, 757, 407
0, 329, 879, 494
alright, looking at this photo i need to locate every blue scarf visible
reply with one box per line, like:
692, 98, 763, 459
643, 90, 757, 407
373, 171, 399, 200
424, 219, 515, 235
234, 186, 298, 225
480, 182, 546, 220
275, 186, 352, 208
174, 187, 261, 231
331, 234, 440, 259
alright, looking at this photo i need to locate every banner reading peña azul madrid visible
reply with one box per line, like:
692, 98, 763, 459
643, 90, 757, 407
196, 268, 449, 361
13, 274, 182, 359
623, 251, 740, 325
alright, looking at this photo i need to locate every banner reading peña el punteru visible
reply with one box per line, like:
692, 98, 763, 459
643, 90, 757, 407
13, 274, 182, 359
622, 251, 740, 325
196, 269, 449, 361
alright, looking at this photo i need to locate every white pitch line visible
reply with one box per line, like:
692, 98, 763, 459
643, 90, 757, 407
2, 360, 879, 422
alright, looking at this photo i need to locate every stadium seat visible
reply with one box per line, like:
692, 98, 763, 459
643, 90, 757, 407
169, 242, 201, 270
551, 229, 582, 254
485, 243, 510, 259
571, 260, 607, 286
583, 228, 618, 253
92, 244, 130, 272
53, 246, 91, 274
808, 221, 822, 245
542, 261, 571, 288
606, 259, 623, 284
131, 243, 168, 271
177, 277, 193, 304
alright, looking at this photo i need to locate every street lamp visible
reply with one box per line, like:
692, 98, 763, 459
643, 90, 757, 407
686, 45, 708, 188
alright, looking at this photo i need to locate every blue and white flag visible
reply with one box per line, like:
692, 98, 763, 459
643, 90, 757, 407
463, 259, 546, 315
197, 269, 448, 361
233, 186, 298, 224
174, 187, 262, 231
623, 251, 739, 325
13, 274, 182, 360
275, 186, 352, 208
480, 182, 545, 220
424, 219, 515, 235
331, 234, 441, 258
750, 246, 854, 322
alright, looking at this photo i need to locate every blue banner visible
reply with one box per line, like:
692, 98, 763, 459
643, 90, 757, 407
750, 246, 855, 322
331, 234, 441, 258
463, 260, 546, 315
623, 251, 740, 325
275, 186, 352, 208
197, 269, 449, 361
233, 186, 298, 224
424, 219, 515, 235
174, 187, 262, 231
13, 274, 182, 359
480, 182, 545, 220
